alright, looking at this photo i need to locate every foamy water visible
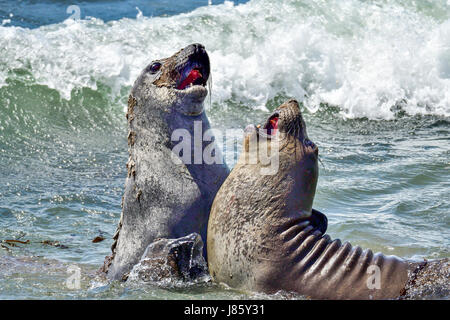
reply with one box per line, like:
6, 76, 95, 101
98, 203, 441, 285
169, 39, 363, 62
1, 0, 449, 118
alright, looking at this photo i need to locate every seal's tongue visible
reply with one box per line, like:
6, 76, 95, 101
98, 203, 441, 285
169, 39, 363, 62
178, 69, 202, 90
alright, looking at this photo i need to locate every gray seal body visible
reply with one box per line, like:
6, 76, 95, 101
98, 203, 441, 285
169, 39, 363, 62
103, 44, 229, 280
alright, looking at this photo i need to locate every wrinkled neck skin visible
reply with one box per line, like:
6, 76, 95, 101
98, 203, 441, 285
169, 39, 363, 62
209, 132, 418, 300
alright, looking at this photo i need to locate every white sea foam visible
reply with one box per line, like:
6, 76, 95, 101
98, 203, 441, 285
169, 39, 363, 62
0, 0, 449, 119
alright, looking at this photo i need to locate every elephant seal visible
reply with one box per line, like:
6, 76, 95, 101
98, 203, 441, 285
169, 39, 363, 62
102, 44, 229, 280
207, 99, 447, 299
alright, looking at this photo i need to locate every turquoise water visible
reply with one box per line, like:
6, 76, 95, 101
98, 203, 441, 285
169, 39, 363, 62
0, 0, 449, 299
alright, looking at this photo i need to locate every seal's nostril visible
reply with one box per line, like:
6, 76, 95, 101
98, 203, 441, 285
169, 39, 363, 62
193, 43, 205, 53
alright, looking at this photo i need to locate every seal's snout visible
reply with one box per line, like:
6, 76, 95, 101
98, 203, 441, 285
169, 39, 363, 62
191, 43, 206, 54
258, 99, 318, 155
261, 99, 304, 137
148, 43, 210, 93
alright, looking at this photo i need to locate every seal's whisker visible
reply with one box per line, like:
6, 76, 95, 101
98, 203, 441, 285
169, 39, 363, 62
318, 155, 325, 169
208, 74, 212, 108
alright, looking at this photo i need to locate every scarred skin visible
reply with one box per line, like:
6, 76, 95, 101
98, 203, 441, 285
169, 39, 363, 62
207, 99, 447, 299
102, 44, 229, 280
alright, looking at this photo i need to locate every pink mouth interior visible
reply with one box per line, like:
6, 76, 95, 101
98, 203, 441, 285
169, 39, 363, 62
177, 69, 202, 90
267, 117, 278, 135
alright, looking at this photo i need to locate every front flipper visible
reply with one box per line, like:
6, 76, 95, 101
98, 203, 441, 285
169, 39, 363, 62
310, 209, 327, 234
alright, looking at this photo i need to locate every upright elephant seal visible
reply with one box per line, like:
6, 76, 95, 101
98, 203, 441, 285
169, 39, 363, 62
102, 44, 229, 280
207, 99, 448, 299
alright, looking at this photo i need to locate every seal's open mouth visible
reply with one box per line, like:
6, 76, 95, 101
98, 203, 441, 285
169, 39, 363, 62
176, 45, 210, 90
263, 114, 279, 136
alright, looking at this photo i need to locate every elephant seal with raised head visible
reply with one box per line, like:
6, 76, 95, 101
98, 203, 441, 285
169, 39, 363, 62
102, 43, 229, 280
207, 99, 448, 299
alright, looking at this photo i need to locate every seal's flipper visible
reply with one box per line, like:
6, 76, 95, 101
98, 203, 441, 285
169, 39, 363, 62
310, 209, 327, 234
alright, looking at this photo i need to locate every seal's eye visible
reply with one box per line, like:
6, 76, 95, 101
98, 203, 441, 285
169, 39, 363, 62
148, 62, 161, 73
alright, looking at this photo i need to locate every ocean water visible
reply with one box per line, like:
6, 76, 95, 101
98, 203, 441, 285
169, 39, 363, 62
0, 0, 449, 299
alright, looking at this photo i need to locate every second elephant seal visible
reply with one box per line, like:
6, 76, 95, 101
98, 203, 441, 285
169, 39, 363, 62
207, 99, 445, 299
